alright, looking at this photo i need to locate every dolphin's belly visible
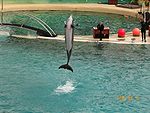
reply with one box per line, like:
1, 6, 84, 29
65, 28, 73, 51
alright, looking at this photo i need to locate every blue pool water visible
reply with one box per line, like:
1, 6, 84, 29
0, 36, 150, 113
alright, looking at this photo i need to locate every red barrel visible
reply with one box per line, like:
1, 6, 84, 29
132, 28, 140, 36
118, 28, 125, 37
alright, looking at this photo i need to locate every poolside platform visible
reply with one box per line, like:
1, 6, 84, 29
60, 32, 150, 45
11, 31, 150, 45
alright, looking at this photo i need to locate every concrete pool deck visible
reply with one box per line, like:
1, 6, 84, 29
11, 31, 150, 45
2, 3, 141, 17
1, 3, 150, 44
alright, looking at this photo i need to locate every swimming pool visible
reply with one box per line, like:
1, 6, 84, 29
2, 11, 140, 36
0, 36, 150, 112
0, 11, 149, 113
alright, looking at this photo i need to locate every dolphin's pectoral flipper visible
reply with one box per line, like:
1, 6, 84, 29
64, 24, 67, 28
59, 64, 73, 72
71, 24, 74, 28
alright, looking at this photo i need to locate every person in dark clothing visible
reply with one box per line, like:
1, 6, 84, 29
140, 20, 147, 42
97, 22, 104, 41
145, 12, 150, 29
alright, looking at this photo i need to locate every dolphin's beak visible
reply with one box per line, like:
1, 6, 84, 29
69, 15, 73, 20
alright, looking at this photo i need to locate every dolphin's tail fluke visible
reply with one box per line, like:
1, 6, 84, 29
59, 64, 73, 72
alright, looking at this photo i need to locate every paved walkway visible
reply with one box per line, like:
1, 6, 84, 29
3, 3, 141, 17
99, 32, 150, 44
73, 31, 150, 44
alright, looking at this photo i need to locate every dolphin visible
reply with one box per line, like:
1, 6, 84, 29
59, 15, 74, 72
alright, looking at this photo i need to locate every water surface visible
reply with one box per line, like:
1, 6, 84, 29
0, 36, 150, 113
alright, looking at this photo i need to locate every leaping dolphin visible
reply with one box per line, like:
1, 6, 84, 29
59, 15, 74, 72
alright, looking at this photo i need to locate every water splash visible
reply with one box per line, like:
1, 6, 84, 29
55, 81, 75, 94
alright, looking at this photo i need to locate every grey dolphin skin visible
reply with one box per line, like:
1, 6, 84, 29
59, 15, 74, 72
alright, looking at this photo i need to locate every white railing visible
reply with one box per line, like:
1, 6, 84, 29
22, 13, 56, 36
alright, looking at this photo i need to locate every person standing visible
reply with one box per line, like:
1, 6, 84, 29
140, 18, 147, 42
97, 22, 104, 41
